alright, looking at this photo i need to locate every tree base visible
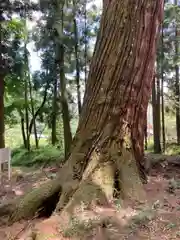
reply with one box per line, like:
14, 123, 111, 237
2, 146, 146, 239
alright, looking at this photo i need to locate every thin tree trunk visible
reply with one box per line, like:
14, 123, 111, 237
57, 3, 72, 159
73, 6, 82, 115
0, 76, 5, 149
20, 117, 27, 148
28, 70, 39, 148
0, 15, 5, 149
59, 43, 72, 159
152, 74, 161, 153
157, 71, 161, 148
28, 80, 50, 135
144, 115, 148, 151
24, 78, 30, 150
84, 0, 87, 86
51, 75, 58, 145
161, 26, 166, 151
175, 0, 180, 144
10, 0, 164, 229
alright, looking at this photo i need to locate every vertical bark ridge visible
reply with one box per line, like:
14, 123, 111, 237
57, 0, 164, 184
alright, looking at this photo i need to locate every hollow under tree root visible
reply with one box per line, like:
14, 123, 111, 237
10, 178, 62, 223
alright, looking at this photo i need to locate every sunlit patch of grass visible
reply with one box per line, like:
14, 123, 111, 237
11, 146, 64, 167
165, 143, 180, 155
5, 125, 50, 149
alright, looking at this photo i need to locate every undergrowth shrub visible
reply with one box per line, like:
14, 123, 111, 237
11, 146, 64, 167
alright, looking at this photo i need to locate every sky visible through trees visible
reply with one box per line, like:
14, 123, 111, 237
28, 0, 102, 72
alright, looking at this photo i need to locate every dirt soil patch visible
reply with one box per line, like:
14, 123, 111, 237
1, 161, 180, 239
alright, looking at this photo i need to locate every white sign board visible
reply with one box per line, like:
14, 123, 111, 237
0, 148, 11, 181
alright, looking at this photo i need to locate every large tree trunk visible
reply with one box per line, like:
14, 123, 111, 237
7, 0, 164, 237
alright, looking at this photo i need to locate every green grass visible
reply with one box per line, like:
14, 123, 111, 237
165, 143, 180, 155
5, 119, 79, 167
11, 146, 64, 167
5, 125, 65, 167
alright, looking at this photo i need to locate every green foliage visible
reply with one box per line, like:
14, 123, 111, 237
165, 143, 180, 155
11, 146, 64, 167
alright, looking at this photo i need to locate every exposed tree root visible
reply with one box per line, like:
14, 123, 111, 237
10, 179, 62, 223
1, 143, 147, 240
54, 151, 145, 237
117, 148, 146, 201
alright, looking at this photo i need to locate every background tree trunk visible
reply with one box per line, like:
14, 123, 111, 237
57, 3, 72, 159
59, 43, 72, 159
161, 26, 166, 152
73, 0, 82, 115
51, 73, 58, 146
144, 115, 148, 151
20, 117, 27, 148
152, 75, 161, 153
24, 47, 30, 151
0, 14, 5, 149
84, 0, 87, 86
175, 0, 180, 144
0, 76, 5, 149
28, 70, 39, 148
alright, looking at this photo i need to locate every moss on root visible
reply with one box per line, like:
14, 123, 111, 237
10, 179, 62, 223
117, 149, 146, 201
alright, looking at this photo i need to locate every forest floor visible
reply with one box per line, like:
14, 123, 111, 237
1, 158, 180, 239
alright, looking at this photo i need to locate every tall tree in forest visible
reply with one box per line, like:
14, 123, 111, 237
73, 0, 82, 115
174, 0, 180, 144
54, 1, 72, 158
51, 66, 58, 145
152, 74, 161, 153
0, 0, 39, 150
3, 0, 164, 234
0, 13, 5, 149
84, 0, 87, 85
161, 26, 166, 151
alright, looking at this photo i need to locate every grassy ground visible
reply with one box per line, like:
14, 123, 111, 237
5, 119, 78, 167
11, 146, 64, 167
5, 126, 63, 167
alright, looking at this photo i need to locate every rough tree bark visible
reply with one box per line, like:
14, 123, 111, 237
5, 0, 164, 237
